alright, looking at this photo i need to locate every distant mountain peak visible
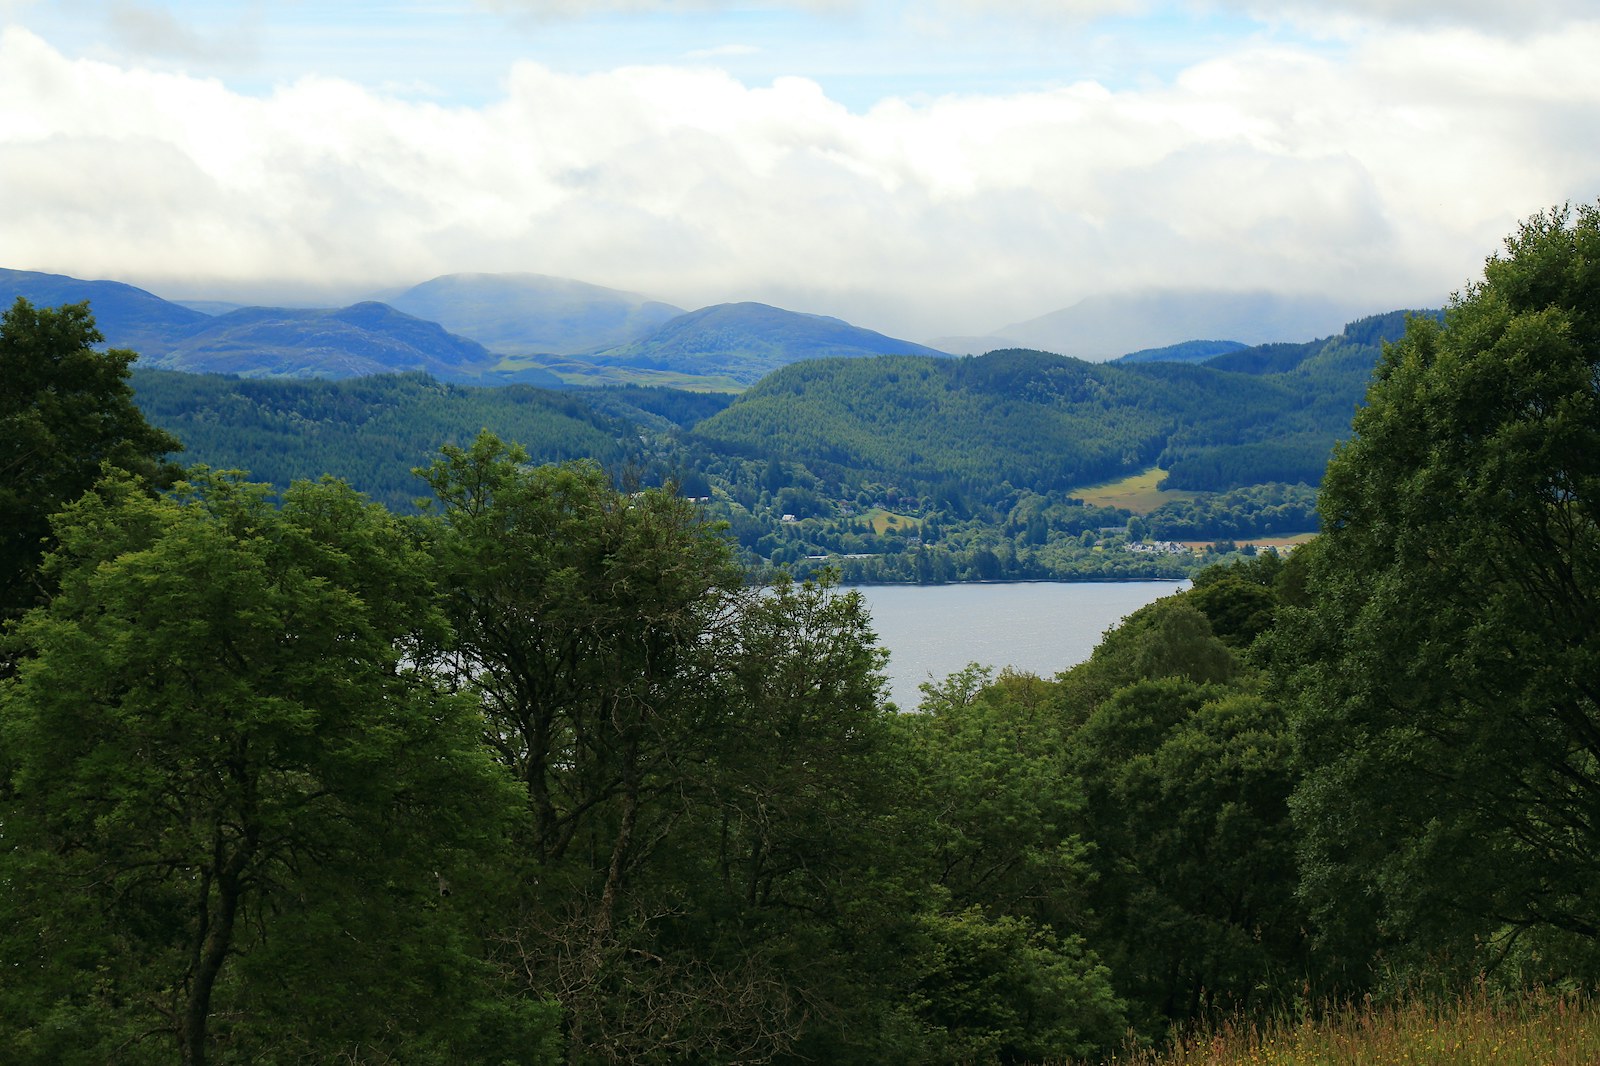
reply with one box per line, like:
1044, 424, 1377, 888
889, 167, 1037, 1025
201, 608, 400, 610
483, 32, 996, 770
381, 271, 683, 355
995, 288, 1372, 362
584, 301, 950, 384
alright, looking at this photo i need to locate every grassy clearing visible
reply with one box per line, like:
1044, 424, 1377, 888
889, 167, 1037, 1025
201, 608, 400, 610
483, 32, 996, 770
492, 355, 745, 393
1071, 468, 1202, 514
1171, 534, 1318, 551
1095, 988, 1600, 1066
859, 508, 922, 534
1241, 533, 1317, 549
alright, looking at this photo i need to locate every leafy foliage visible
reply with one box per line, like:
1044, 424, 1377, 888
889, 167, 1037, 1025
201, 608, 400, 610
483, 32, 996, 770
0, 298, 181, 630
13, 206, 1600, 1062
0, 470, 545, 1064
1280, 203, 1600, 982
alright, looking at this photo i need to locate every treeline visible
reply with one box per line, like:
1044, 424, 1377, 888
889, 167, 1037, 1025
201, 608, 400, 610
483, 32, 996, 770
1143, 481, 1318, 539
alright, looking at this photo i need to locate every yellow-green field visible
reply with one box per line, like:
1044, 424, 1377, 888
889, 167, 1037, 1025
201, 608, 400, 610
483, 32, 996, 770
1171, 533, 1317, 551
1243, 533, 1317, 549
492, 355, 745, 393
1070, 468, 1202, 514
859, 508, 922, 534
1093, 989, 1600, 1066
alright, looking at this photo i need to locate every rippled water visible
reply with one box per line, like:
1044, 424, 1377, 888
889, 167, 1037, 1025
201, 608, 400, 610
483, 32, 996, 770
853, 580, 1189, 710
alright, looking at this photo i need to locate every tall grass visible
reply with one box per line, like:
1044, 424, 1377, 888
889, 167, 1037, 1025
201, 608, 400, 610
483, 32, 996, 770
1096, 987, 1600, 1066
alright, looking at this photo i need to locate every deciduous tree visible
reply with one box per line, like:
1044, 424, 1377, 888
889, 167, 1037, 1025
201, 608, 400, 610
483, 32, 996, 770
0, 470, 543, 1064
1282, 203, 1600, 979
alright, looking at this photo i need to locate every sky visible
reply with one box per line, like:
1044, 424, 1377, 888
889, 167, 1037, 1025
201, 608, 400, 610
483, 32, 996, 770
2, 0, 1598, 340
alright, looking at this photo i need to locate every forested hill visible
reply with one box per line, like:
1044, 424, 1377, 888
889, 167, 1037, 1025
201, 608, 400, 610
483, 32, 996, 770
1138, 309, 1441, 488
120, 307, 1434, 583
1202, 309, 1441, 375
690, 351, 1262, 496
690, 311, 1408, 499
127, 308, 1419, 528
130, 371, 654, 512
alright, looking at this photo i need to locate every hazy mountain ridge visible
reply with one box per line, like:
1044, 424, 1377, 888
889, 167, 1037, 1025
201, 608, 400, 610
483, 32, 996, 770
0, 267, 212, 356
0, 269, 944, 386
379, 272, 684, 355
969, 289, 1369, 361
2, 267, 1409, 389
156, 302, 564, 383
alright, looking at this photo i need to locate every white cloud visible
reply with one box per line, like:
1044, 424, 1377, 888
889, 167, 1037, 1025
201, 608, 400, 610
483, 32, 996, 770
2, 19, 1598, 338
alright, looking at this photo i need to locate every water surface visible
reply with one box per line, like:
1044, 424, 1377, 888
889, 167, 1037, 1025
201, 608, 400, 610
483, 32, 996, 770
854, 580, 1188, 710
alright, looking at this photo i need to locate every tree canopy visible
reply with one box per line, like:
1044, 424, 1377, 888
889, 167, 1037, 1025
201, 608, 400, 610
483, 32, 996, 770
0, 298, 180, 631
0, 469, 545, 1063
1281, 203, 1600, 977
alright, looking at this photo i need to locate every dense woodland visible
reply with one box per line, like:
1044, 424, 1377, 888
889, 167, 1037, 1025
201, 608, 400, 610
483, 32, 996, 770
1, 206, 1596, 1064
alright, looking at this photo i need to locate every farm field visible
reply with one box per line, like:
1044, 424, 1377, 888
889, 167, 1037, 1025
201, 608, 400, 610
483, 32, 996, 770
1071, 467, 1203, 514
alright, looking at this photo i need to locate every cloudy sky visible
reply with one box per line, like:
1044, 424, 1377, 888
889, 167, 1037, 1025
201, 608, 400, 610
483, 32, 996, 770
3, 0, 1598, 339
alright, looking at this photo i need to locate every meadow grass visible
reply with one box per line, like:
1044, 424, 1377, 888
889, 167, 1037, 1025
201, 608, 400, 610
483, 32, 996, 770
1069, 467, 1202, 514
492, 354, 746, 392
859, 507, 922, 534
1095, 988, 1600, 1066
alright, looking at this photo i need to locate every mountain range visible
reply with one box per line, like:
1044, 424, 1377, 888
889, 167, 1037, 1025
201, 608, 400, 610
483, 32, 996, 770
931, 289, 1367, 360
2, 267, 1395, 387
0, 268, 950, 386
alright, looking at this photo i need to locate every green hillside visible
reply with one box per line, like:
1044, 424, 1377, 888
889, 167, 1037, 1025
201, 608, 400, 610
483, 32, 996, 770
1115, 338, 1247, 364
692, 346, 1337, 499
1147, 309, 1440, 488
587, 301, 950, 384
131, 370, 633, 512
117, 308, 1432, 583
122, 314, 1401, 583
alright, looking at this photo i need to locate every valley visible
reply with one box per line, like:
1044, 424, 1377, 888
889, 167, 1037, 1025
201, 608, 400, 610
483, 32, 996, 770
5, 265, 1436, 583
